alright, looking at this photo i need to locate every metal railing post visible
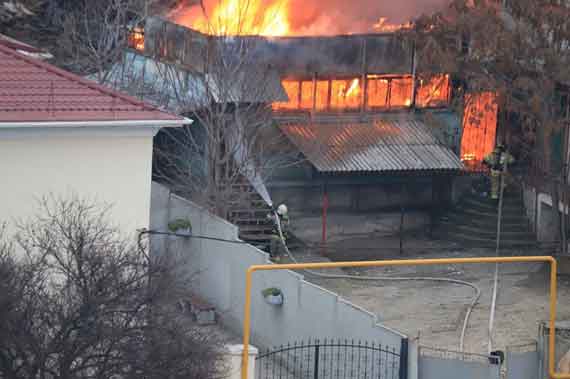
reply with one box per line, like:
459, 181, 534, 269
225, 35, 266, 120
399, 338, 409, 379
313, 343, 320, 379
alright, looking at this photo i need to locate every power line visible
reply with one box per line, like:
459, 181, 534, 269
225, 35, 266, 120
138, 229, 249, 245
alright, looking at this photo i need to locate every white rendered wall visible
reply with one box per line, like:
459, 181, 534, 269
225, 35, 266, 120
0, 127, 155, 240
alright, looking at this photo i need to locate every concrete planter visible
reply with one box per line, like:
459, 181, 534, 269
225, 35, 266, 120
265, 293, 284, 306
176, 227, 192, 236
262, 288, 284, 306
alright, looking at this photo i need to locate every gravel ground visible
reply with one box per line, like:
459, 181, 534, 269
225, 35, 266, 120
288, 233, 570, 354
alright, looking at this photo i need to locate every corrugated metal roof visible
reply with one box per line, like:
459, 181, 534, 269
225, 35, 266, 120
0, 42, 183, 123
279, 115, 463, 173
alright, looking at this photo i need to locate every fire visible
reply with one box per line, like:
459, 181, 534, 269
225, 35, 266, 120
345, 79, 361, 98
460, 92, 498, 170
273, 74, 451, 111
373, 17, 413, 33
332, 79, 362, 109
128, 27, 145, 51
173, 0, 290, 36
416, 74, 450, 107
169, 0, 417, 36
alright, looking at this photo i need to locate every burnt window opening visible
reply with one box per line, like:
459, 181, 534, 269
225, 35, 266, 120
128, 27, 145, 52
556, 89, 570, 120
273, 74, 450, 112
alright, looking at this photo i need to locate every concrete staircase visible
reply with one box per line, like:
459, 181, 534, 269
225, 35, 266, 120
228, 182, 273, 251
437, 190, 537, 248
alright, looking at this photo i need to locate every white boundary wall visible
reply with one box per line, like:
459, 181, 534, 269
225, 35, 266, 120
150, 182, 416, 375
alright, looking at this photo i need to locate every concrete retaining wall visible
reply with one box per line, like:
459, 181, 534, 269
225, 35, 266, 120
522, 184, 538, 234
150, 182, 411, 367
506, 350, 538, 379
419, 356, 500, 379
269, 181, 434, 214
522, 184, 562, 242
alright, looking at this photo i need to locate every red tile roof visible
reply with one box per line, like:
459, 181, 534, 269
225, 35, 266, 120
0, 42, 184, 123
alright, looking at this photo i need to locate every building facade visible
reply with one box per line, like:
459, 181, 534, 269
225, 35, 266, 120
0, 41, 188, 240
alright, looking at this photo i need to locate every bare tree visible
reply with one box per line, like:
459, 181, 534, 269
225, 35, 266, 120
106, 13, 301, 218
414, 0, 570, 156
0, 196, 223, 378
412, 0, 570, 248
153, 46, 295, 218
56, 0, 153, 80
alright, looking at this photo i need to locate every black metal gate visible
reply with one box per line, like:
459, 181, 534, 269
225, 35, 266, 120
256, 338, 408, 379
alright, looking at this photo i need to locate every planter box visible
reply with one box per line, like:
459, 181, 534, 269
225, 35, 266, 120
265, 293, 284, 306
175, 228, 192, 237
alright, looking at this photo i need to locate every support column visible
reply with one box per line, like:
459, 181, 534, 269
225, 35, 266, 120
226, 344, 258, 379
321, 183, 329, 256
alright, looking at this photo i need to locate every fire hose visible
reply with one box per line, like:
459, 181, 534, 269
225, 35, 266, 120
272, 211, 482, 352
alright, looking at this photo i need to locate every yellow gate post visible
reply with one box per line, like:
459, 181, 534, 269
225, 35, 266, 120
240, 256, 564, 379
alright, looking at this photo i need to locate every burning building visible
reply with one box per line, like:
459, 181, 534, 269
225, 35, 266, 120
116, 2, 498, 243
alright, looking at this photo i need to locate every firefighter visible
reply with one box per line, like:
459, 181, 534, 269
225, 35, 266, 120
267, 204, 289, 262
483, 144, 514, 200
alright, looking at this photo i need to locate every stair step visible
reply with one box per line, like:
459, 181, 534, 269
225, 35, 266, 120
232, 218, 269, 224
464, 192, 522, 203
440, 222, 532, 239
461, 197, 523, 213
438, 187, 537, 246
230, 209, 269, 215
239, 234, 272, 242
238, 225, 273, 232
441, 215, 530, 232
439, 230, 537, 247
447, 208, 526, 223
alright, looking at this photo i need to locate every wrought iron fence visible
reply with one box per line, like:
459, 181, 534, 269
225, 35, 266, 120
256, 338, 407, 379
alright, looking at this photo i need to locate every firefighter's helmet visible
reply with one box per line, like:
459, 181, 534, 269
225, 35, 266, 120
277, 204, 288, 217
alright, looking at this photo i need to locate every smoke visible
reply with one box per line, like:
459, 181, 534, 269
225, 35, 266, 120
286, 0, 449, 34
169, 0, 450, 36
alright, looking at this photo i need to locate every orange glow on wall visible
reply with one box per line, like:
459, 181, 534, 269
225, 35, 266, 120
460, 92, 498, 169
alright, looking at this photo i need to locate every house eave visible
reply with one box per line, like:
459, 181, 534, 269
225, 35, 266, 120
0, 119, 193, 129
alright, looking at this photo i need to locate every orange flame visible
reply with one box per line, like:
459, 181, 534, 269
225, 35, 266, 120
273, 74, 451, 111
373, 17, 413, 33
128, 27, 145, 51
460, 92, 498, 170
173, 0, 290, 36
345, 79, 361, 98
169, 1, 416, 36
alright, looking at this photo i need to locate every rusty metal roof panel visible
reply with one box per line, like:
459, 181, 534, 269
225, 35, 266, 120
279, 115, 463, 173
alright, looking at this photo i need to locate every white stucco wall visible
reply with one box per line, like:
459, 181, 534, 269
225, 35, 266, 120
0, 127, 156, 240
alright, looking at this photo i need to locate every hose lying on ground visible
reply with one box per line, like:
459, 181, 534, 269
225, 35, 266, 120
273, 212, 482, 352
